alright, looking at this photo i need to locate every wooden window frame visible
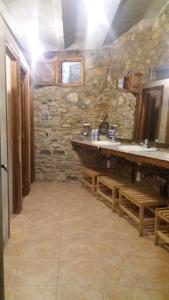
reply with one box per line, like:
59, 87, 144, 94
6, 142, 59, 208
57, 56, 85, 87
34, 56, 85, 87
34, 59, 57, 86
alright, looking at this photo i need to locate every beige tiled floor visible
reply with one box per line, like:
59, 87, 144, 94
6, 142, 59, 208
4, 182, 169, 300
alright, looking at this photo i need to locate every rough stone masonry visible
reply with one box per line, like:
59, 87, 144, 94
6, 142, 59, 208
33, 5, 169, 181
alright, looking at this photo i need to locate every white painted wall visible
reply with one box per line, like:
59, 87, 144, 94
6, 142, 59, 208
0, 17, 10, 243
0, 13, 28, 243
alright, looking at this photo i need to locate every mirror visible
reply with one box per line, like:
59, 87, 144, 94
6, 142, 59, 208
136, 63, 169, 144
60, 57, 84, 86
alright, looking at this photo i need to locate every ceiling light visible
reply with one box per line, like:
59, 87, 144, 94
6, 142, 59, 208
85, 0, 106, 32
24, 19, 44, 65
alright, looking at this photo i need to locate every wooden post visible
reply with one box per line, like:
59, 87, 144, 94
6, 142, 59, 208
155, 209, 159, 245
139, 205, 144, 236
112, 188, 116, 212
91, 176, 95, 194
118, 192, 122, 217
96, 179, 99, 200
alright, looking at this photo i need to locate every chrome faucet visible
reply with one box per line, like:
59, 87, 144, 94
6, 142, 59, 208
144, 139, 149, 147
140, 139, 151, 148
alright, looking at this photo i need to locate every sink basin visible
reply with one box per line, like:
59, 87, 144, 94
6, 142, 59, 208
145, 151, 169, 159
117, 145, 158, 152
91, 141, 121, 146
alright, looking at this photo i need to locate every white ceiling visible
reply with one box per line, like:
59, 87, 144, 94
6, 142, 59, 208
1, 0, 169, 58
1, 0, 64, 50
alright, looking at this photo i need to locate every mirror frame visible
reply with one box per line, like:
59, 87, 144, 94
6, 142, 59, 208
133, 66, 169, 145
137, 85, 163, 142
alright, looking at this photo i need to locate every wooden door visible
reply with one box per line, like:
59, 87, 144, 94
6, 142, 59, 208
20, 67, 30, 196
11, 60, 23, 213
6, 45, 23, 214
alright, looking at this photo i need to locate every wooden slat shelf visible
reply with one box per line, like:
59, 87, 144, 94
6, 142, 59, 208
157, 209, 169, 222
120, 199, 155, 221
119, 187, 169, 236
81, 167, 105, 194
156, 231, 169, 244
97, 176, 130, 212
155, 208, 169, 246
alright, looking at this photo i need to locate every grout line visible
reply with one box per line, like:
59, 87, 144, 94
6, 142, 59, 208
55, 207, 64, 300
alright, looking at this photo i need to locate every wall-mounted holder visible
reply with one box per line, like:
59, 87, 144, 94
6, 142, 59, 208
136, 163, 142, 182
106, 159, 111, 168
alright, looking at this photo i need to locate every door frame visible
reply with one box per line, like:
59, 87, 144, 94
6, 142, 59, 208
0, 167, 5, 300
30, 93, 35, 183
5, 43, 23, 214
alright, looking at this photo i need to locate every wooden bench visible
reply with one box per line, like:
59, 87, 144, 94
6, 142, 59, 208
81, 167, 104, 194
97, 176, 129, 212
119, 186, 168, 236
155, 207, 169, 246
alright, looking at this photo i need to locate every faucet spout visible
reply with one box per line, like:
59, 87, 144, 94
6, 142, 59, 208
140, 139, 151, 148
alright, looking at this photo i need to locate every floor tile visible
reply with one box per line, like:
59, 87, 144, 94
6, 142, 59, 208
57, 284, 103, 300
4, 259, 21, 288
8, 286, 57, 300
135, 256, 169, 283
58, 257, 101, 285
15, 259, 59, 286
102, 281, 150, 300
100, 256, 142, 285
22, 239, 60, 260
146, 282, 169, 300
4, 182, 169, 299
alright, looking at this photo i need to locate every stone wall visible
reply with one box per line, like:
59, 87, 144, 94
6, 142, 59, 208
33, 52, 135, 181
33, 5, 169, 181
109, 5, 169, 79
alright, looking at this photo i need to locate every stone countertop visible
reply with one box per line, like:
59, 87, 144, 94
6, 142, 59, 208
71, 140, 169, 169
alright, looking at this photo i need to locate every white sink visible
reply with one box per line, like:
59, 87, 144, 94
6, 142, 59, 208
117, 145, 158, 152
146, 151, 169, 159
92, 141, 121, 146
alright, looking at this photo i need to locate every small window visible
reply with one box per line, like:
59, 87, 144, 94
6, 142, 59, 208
34, 56, 85, 87
58, 57, 85, 87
